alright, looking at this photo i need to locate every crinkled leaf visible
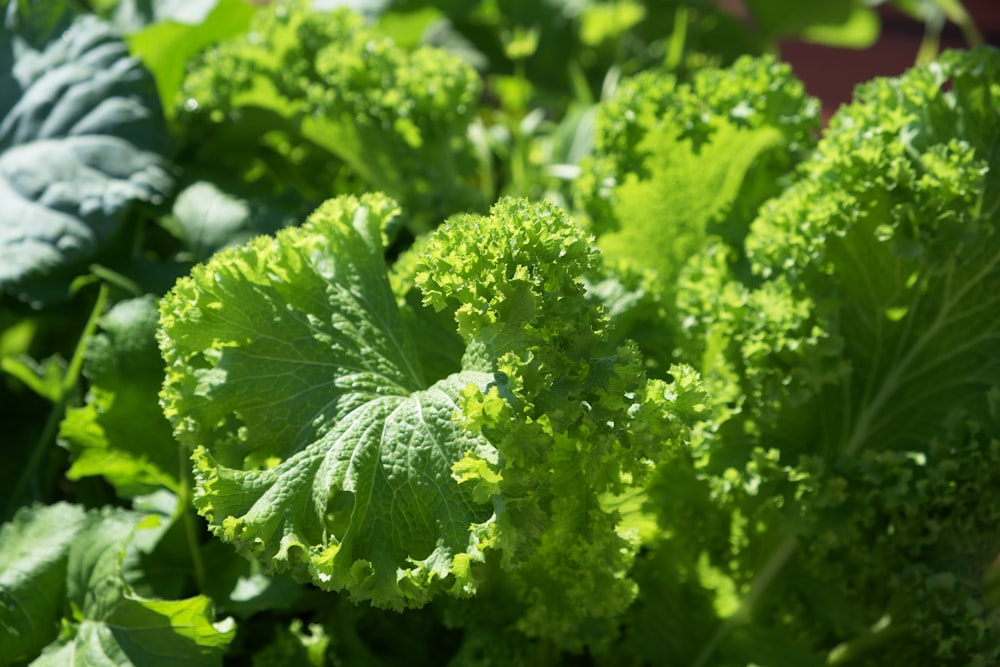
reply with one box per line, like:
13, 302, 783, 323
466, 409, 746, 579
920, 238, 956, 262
160, 192, 702, 644
159, 193, 495, 610
178, 0, 482, 229
0, 10, 173, 303
662, 47, 1000, 666
600, 122, 782, 294
575, 55, 819, 370
734, 47, 1000, 456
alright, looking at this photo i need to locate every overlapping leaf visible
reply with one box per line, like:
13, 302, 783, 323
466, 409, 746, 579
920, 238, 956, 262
159, 194, 495, 610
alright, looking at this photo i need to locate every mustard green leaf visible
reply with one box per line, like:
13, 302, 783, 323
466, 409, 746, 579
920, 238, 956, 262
159, 193, 495, 610
574, 55, 819, 371
665, 47, 1000, 666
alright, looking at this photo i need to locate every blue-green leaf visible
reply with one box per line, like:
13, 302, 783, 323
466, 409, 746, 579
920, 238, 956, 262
0, 10, 173, 303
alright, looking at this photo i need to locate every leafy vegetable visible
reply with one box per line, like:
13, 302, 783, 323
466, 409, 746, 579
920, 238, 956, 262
0, 503, 88, 664
158, 191, 702, 649
58, 295, 179, 497
640, 45, 1000, 666
0, 5, 172, 304
177, 0, 483, 229
574, 54, 820, 369
159, 193, 494, 609
3, 1, 999, 665
0, 503, 234, 667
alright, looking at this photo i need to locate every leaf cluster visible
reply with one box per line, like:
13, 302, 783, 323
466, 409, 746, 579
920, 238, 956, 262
2, 0, 999, 665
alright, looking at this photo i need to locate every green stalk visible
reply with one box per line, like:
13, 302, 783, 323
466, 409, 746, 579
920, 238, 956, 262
4, 283, 108, 520
666, 5, 689, 71
826, 619, 907, 665
935, 0, 984, 47
690, 536, 799, 667
177, 443, 208, 593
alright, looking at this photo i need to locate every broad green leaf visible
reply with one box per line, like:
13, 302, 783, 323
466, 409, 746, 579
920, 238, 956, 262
59, 296, 180, 497
160, 180, 301, 262
0, 504, 234, 667
0, 503, 88, 665
159, 193, 495, 610
31, 595, 235, 667
0, 10, 173, 303
35, 507, 234, 666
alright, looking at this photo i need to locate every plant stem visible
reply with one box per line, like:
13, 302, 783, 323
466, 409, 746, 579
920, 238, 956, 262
936, 0, 984, 47
690, 536, 799, 667
178, 444, 208, 593
4, 282, 108, 520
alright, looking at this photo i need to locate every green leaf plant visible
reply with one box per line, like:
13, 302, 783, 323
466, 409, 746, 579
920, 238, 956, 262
158, 192, 702, 650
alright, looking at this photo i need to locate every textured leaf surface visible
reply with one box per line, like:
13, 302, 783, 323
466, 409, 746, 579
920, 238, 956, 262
178, 0, 482, 228
660, 47, 1000, 666
0, 9, 172, 302
126, 0, 256, 120
159, 194, 494, 609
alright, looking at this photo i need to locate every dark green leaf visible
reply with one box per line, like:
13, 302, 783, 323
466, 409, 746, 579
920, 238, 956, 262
0, 11, 173, 304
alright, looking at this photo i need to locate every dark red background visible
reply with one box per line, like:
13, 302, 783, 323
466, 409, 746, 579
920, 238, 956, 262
778, 0, 1000, 119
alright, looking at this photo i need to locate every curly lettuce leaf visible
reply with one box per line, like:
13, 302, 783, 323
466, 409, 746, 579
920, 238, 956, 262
160, 193, 698, 646
575, 54, 818, 239
178, 0, 482, 229
159, 193, 495, 610
683, 47, 1000, 457
574, 55, 819, 370
414, 199, 700, 648
661, 47, 1000, 665
0, 8, 173, 303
